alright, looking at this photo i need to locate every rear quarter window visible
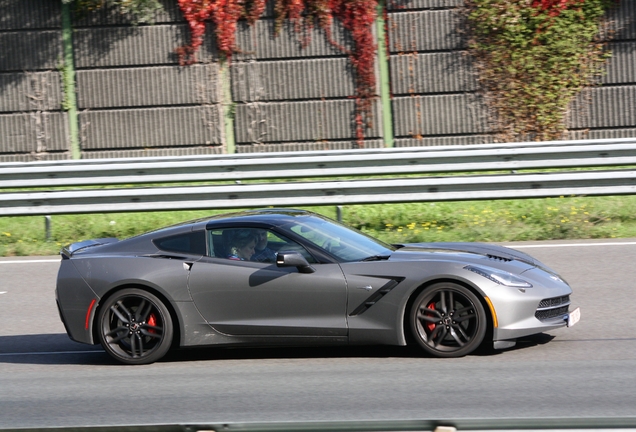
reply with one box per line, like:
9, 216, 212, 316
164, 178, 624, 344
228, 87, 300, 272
153, 231, 206, 255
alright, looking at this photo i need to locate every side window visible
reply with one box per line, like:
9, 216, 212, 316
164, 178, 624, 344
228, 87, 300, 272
264, 231, 316, 264
153, 231, 206, 255
208, 230, 225, 258
206, 228, 315, 263
290, 224, 332, 249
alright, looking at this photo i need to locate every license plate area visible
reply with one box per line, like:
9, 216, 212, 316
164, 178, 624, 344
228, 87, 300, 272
567, 307, 581, 327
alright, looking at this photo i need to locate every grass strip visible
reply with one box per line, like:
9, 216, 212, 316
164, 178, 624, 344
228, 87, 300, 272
2, 195, 636, 256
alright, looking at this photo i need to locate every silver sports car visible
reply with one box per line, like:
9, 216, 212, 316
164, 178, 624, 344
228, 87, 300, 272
56, 209, 579, 364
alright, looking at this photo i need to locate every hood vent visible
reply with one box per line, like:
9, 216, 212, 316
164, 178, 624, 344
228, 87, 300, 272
486, 254, 512, 262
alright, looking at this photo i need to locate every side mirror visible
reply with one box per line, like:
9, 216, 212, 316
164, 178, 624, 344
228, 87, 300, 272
276, 251, 316, 273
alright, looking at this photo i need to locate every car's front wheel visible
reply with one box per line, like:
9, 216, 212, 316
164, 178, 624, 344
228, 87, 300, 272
97, 288, 173, 365
410, 282, 487, 358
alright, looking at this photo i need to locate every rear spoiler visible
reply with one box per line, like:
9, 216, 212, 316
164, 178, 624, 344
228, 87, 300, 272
60, 238, 119, 259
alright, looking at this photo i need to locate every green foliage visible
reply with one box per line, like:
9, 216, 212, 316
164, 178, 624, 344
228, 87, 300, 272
467, 0, 615, 141
347, 196, 636, 244
57, 61, 74, 112
70, 0, 162, 24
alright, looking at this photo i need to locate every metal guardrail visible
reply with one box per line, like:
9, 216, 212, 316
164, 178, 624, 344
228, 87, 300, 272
3, 417, 636, 432
1, 138, 636, 216
2, 138, 636, 188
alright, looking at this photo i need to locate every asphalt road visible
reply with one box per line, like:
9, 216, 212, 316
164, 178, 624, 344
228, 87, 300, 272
1, 239, 636, 429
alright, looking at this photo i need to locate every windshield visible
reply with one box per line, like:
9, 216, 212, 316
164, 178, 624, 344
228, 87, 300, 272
282, 215, 395, 262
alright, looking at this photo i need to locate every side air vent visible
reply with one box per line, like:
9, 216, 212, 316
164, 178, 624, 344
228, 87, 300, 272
349, 279, 402, 316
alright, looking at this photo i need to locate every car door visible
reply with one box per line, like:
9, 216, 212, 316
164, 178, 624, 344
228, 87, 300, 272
187, 228, 348, 337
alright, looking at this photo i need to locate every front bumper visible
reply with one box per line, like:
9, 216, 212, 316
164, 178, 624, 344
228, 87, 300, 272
485, 268, 575, 345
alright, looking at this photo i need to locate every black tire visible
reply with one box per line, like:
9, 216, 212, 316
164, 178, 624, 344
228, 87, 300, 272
97, 288, 173, 365
410, 282, 487, 358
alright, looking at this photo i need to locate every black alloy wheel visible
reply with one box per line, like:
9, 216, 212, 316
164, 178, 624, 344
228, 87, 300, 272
97, 288, 173, 365
410, 282, 487, 358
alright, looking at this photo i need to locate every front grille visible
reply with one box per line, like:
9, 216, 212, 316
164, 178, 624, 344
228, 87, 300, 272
538, 295, 570, 308
535, 295, 571, 321
535, 305, 569, 321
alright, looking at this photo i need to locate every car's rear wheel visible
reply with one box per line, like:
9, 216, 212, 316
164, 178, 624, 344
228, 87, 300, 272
410, 282, 487, 358
97, 288, 173, 365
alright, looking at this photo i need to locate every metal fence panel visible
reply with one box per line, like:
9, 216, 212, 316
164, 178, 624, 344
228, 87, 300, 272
604, 0, 636, 41
584, 128, 636, 139
72, 25, 217, 68
390, 52, 477, 95
601, 42, 636, 85
569, 86, 636, 129
0, 72, 62, 113
388, 10, 465, 53
236, 140, 385, 153
79, 106, 223, 150
0, 0, 61, 30
76, 64, 220, 109
79, 147, 225, 159
231, 58, 355, 102
392, 94, 490, 137
0, 112, 68, 155
234, 99, 383, 144
388, 0, 464, 10
70, 0, 183, 26
234, 19, 353, 61
0, 31, 62, 72
395, 136, 495, 147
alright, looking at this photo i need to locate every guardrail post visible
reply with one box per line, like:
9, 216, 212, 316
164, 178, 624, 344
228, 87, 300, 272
44, 216, 52, 242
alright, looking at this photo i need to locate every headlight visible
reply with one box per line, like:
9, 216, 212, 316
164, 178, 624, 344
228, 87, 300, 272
465, 265, 533, 288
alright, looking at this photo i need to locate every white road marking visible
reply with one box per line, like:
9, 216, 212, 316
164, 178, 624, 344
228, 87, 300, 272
0, 291, 7, 294
0, 350, 102, 357
0, 259, 60, 264
511, 242, 636, 249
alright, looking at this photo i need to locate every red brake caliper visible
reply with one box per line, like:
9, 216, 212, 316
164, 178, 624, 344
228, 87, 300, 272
426, 302, 436, 332
147, 313, 157, 334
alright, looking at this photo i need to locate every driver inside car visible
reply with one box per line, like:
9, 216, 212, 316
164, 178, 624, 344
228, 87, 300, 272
226, 229, 258, 261
251, 229, 277, 263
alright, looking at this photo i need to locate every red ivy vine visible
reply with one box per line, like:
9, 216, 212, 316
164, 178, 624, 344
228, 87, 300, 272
176, 0, 378, 145
175, 0, 250, 64
532, 0, 584, 16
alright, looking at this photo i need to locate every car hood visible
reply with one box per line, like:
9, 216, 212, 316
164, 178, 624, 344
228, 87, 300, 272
395, 242, 542, 267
